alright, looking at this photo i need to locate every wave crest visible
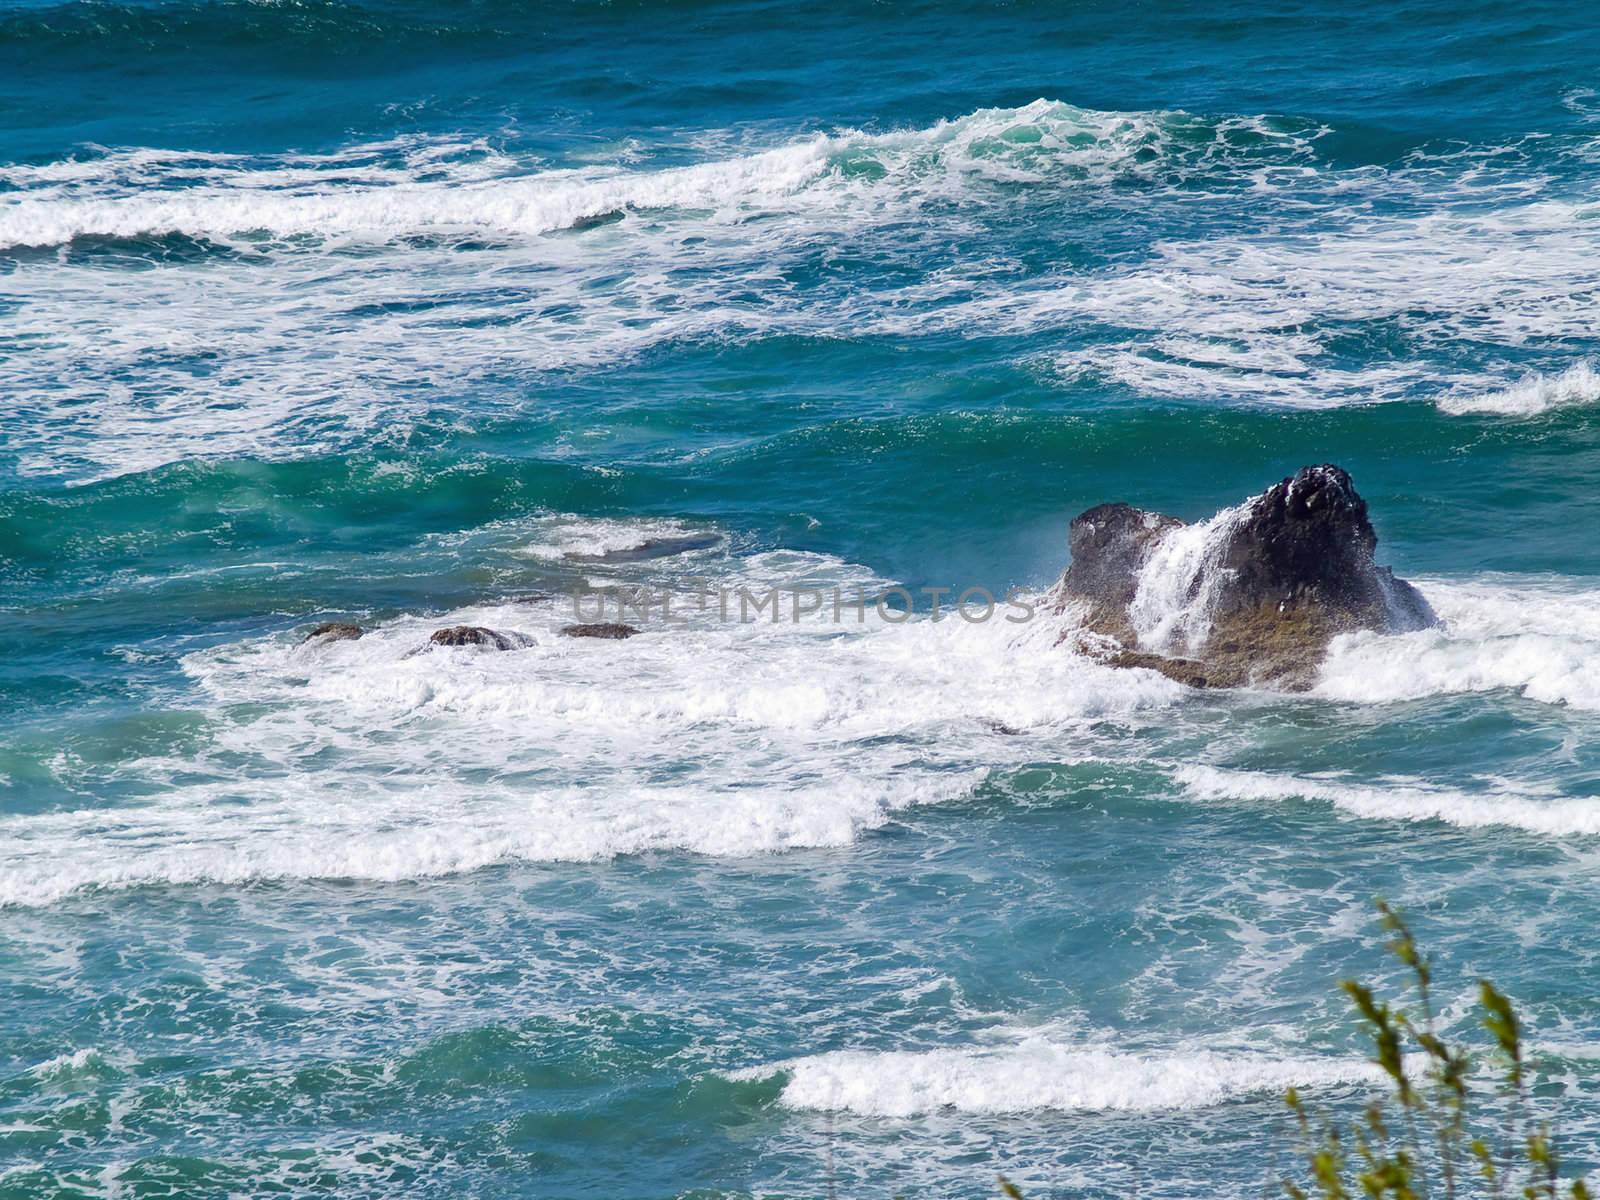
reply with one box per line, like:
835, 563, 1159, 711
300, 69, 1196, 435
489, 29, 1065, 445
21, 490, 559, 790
1317, 576, 1600, 710
1437, 361, 1600, 417
1178, 765, 1600, 838
730, 1040, 1380, 1116
0, 101, 1306, 251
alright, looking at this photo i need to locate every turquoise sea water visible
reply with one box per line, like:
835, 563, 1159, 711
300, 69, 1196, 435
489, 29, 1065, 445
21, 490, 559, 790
5, 2, 1600, 1195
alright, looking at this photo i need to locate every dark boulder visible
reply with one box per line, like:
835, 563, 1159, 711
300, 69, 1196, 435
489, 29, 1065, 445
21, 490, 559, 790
1057, 465, 1436, 690
301, 621, 364, 644
1205, 465, 1433, 631
560, 623, 640, 640
428, 626, 524, 651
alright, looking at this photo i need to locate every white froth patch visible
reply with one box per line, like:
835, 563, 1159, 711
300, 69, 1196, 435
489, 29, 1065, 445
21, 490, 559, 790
0, 549, 1180, 907
1317, 577, 1600, 710
0, 137, 520, 196
731, 1040, 1380, 1116
1178, 765, 1600, 837
1028, 197, 1600, 408
508, 513, 715, 561
1437, 361, 1600, 417
24, 1048, 123, 1083
0, 100, 1176, 250
1126, 500, 1251, 655
0, 772, 985, 909
0, 138, 835, 248
0, 100, 1320, 483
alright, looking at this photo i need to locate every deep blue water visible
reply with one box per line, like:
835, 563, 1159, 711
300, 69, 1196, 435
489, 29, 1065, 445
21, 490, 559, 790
4, 1, 1600, 1196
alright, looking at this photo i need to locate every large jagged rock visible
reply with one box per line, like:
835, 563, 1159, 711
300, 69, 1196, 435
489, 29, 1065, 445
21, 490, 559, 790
1056, 465, 1436, 690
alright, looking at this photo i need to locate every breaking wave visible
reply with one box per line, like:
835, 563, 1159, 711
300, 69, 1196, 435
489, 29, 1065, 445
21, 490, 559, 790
1124, 501, 1252, 655
1317, 576, 1600, 710
1437, 361, 1600, 417
730, 1040, 1381, 1116
7, 98, 1600, 482
1178, 765, 1600, 838
0, 101, 1258, 250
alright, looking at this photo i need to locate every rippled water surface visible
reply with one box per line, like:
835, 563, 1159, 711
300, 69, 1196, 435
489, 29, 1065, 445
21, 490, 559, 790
4, 1, 1600, 1196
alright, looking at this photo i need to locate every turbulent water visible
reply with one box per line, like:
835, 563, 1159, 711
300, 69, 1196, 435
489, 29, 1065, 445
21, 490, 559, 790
5, 1, 1600, 1196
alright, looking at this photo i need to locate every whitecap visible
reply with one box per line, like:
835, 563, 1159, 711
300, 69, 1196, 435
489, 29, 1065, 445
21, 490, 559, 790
729, 1040, 1380, 1116
1316, 576, 1600, 710
1437, 361, 1600, 417
1177, 765, 1600, 838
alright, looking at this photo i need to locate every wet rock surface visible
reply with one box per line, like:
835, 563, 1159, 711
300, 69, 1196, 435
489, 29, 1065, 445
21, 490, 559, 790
559, 623, 640, 640
428, 626, 524, 650
301, 621, 364, 644
1059, 503, 1185, 644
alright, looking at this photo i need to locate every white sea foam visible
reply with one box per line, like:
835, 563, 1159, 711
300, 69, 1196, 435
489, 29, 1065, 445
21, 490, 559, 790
6, 101, 1598, 484
0, 101, 1183, 250
0, 139, 835, 248
1437, 361, 1600, 417
730, 1040, 1381, 1116
15, 100, 1595, 481
0, 539, 1179, 907
1125, 501, 1251, 655
506, 513, 719, 561
1177, 765, 1600, 838
0, 772, 987, 909
0, 136, 520, 197
4, 101, 1240, 481
24, 1048, 120, 1082
1029, 196, 1600, 408
1317, 577, 1600, 710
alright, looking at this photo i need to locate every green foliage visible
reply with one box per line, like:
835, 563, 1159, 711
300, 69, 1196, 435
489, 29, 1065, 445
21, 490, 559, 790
1282, 900, 1591, 1200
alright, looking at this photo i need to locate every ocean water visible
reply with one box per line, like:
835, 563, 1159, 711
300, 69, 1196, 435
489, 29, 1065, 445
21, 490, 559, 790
5, 1, 1600, 1195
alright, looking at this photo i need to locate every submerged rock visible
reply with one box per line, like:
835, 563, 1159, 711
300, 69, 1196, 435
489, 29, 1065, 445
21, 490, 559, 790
1057, 465, 1437, 690
560, 622, 640, 640
301, 621, 364, 644
565, 534, 722, 564
428, 625, 524, 651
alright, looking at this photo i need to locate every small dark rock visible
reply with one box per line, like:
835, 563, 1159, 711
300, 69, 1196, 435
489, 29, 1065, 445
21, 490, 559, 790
560, 623, 640, 640
428, 626, 522, 650
567, 207, 626, 233
302, 622, 364, 644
